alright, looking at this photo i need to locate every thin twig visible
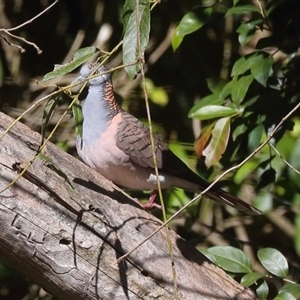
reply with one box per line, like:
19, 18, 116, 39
269, 143, 300, 175
4, 0, 59, 32
135, 0, 178, 296
0, 0, 59, 53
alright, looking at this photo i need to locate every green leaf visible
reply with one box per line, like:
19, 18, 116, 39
251, 56, 273, 86
199, 249, 217, 264
122, 0, 135, 32
38, 154, 74, 189
226, 4, 260, 16
171, 29, 184, 51
203, 118, 231, 168
123, 1, 150, 79
257, 248, 289, 278
172, 8, 211, 51
256, 280, 269, 300
41, 95, 59, 145
207, 246, 252, 273
237, 22, 256, 46
189, 105, 238, 120
72, 99, 84, 139
43, 47, 99, 81
188, 94, 223, 117
231, 53, 260, 77
280, 283, 300, 298
176, 9, 211, 36
240, 272, 264, 287
231, 75, 253, 105
248, 123, 264, 152
274, 292, 297, 300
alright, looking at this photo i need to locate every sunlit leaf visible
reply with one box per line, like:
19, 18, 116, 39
251, 56, 273, 86
189, 105, 237, 120
257, 248, 289, 278
123, 0, 150, 78
256, 280, 269, 300
203, 117, 231, 168
231, 75, 253, 105
206, 246, 252, 273
43, 47, 99, 81
188, 95, 223, 117
177, 8, 211, 36
237, 22, 256, 46
274, 292, 297, 300
280, 283, 300, 298
171, 30, 184, 51
241, 272, 264, 287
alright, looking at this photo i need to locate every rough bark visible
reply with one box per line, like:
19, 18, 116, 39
0, 112, 257, 300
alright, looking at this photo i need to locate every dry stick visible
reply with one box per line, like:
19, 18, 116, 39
0, 0, 59, 53
4, 0, 59, 32
117, 99, 300, 263
134, 0, 178, 297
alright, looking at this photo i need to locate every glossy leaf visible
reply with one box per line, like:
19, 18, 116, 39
171, 30, 184, 51
256, 280, 269, 300
280, 283, 300, 298
43, 47, 99, 81
251, 56, 273, 86
206, 246, 252, 273
123, 0, 150, 78
203, 117, 231, 168
188, 95, 223, 117
274, 292, 297, 300
257, 248, 289, 278
237, 22, 256, 46
189, 105, 237, 120
231, 75, 253, 105
226, 4, 260, 16
178, 8, 211, 36
231, 53, 260, 77
172, 8, 211, 51
240, 272, 264, 287
248, 123, 264, 152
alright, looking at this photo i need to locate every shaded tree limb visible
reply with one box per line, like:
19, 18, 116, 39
0, 112, 257, 300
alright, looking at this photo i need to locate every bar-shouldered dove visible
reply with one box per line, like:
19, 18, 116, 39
74, 63, 261, 215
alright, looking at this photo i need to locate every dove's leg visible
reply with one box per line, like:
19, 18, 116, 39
141, 190, 161, 210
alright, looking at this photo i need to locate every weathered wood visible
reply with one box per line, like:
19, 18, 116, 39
0, 112, 257, 300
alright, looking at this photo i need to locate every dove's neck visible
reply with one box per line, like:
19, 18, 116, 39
80, 82, 119, 144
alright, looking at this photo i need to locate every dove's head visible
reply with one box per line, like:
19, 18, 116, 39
73, 63, 111, 87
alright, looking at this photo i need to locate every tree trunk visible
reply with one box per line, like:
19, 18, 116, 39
0, 112, 257, 300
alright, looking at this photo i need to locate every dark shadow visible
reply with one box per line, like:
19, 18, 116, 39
73, 177, 142, 209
